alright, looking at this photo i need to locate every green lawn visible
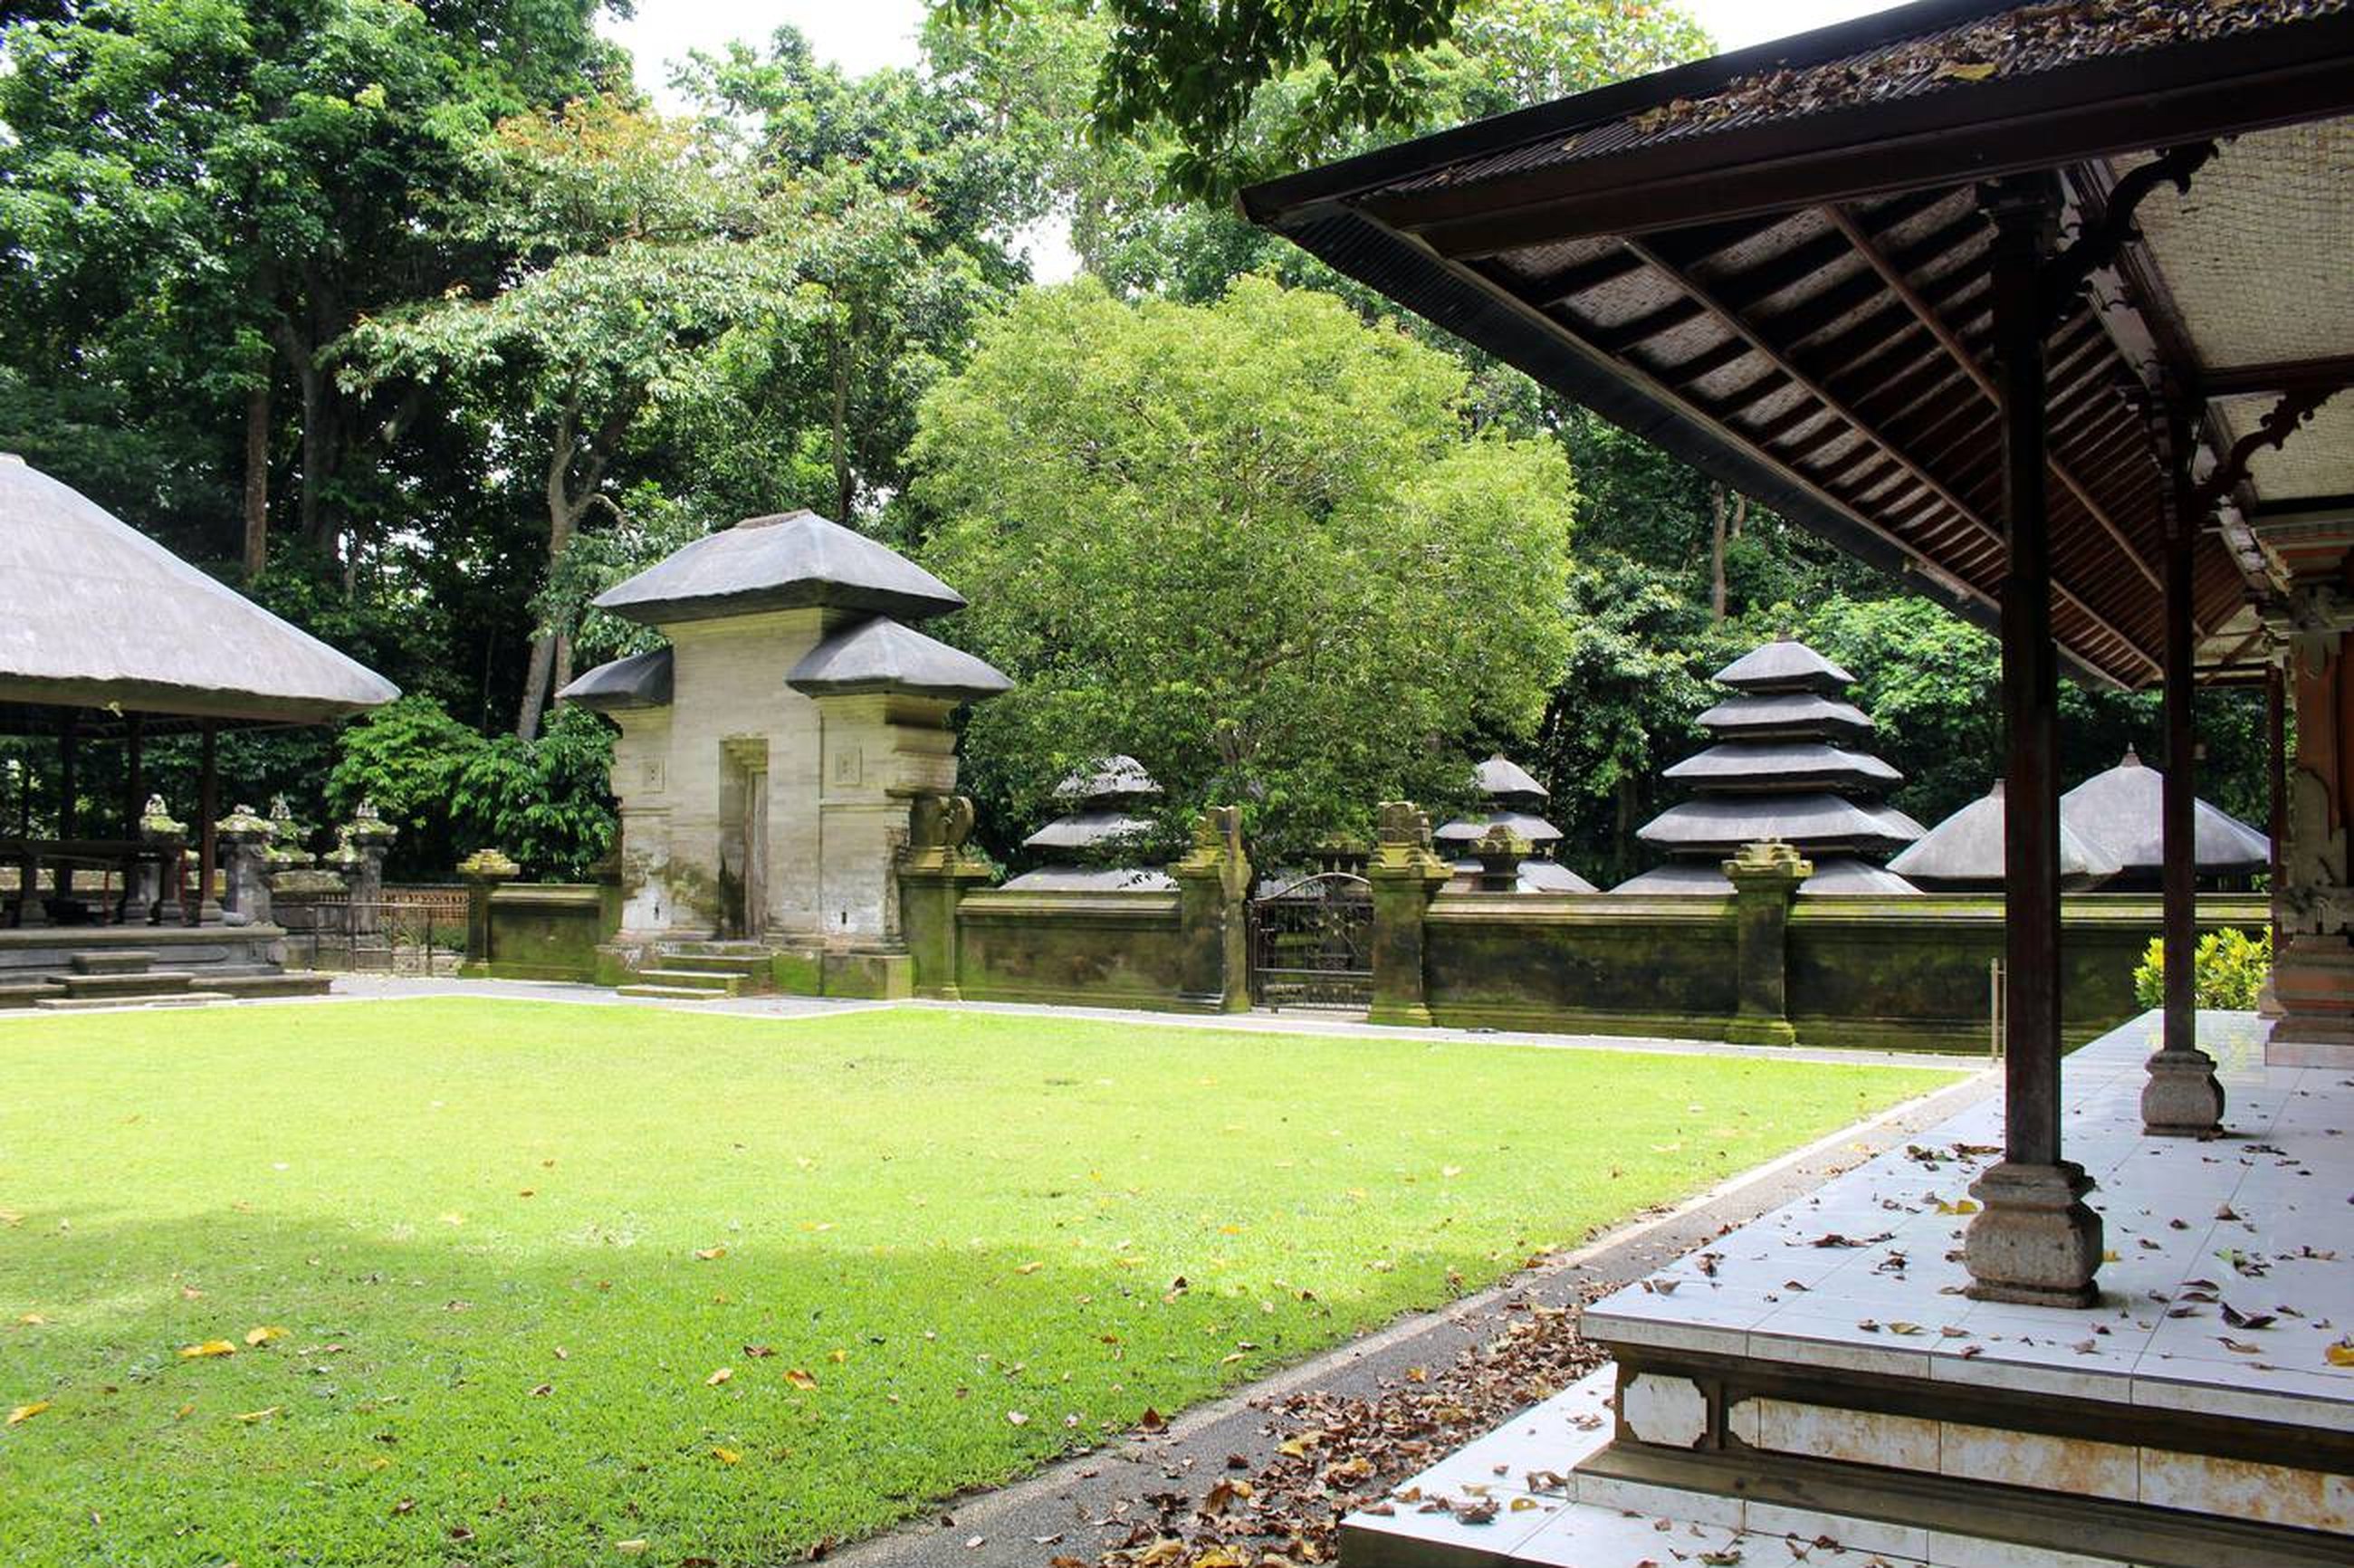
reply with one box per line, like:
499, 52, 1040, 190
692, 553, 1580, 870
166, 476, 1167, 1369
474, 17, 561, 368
0, 999, 1953, 1566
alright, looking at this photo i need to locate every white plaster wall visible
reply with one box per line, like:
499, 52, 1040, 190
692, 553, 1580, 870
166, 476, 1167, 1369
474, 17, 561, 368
660, 610, 830, 939
608, 708, 674, 934
620, 612, 968, 949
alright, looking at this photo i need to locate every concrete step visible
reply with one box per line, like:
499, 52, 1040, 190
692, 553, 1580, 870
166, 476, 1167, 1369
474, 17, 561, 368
0, 980, 68, 1009
53, 970, 196, 999
616, 983, 727, 1001
35, 992, 233, 1011
660, 941, 773, 958
211, 973, 335, 1000
631, 969, 742, 996
69, 951, 158, 975
655, 953, 770, 980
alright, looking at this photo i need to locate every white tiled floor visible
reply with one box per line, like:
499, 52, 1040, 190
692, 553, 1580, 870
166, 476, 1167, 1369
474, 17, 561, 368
1344, 1012, 2352, 1568
1580, 1011, 2354, 1428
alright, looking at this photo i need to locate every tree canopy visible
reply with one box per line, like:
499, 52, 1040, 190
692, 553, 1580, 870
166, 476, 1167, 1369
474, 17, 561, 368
0, 0, 2274, 883
914, 278, 1574, 859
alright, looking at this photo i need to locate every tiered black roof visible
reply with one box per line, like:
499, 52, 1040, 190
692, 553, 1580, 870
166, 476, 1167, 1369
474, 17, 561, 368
1003, 756, 1173, 892
1616, 638, 1922, 895
1435, 754, 1596, 894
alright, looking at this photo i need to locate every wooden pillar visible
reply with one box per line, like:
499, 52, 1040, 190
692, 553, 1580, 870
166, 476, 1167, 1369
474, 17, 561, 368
2144, 406, 2225, 1133
53, 713, 79, 900
1963, 178, 2102, 1306
123, 714, 145, 836
193, 720, 219, 925
2268, 660, 2287, 970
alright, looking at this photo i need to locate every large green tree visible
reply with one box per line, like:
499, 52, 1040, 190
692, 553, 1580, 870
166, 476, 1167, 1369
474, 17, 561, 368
912, 277, 1574, 859
0, 0, 623, 572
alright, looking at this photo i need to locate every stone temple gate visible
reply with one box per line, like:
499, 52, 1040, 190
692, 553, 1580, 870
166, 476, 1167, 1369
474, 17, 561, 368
555, 511, 1010, 997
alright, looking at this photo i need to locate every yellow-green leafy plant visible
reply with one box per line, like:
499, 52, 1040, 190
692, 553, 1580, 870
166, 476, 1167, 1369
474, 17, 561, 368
2133, 927, 2273, 1011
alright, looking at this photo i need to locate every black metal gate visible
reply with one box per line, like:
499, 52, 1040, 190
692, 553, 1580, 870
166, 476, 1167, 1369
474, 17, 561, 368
1249, 872, 1373, 1011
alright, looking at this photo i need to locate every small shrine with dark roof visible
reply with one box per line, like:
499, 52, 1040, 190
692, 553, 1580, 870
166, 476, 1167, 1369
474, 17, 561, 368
558, 510, 1010, 981
1613, 638, 1923, 895
1432, 755, 1596, 893
1002, 756, 1174, 892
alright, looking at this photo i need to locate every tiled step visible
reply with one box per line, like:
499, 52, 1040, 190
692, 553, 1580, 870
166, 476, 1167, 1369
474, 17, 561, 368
211, 973, 335, 1000
70, 951, 158, 974
54, 970, 196, 999
616, 983, 726, 1001
35, 992, 232, 1011
631, 968, 742, 996
0, 980, 68, 1009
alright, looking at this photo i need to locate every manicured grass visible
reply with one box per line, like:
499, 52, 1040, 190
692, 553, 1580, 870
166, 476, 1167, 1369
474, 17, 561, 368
0, 999, 1953, 1566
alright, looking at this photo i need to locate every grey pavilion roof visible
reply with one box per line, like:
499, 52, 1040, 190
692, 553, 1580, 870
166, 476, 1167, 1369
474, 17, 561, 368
1698, 692, 1874, 741
1639, 793, 1925, 856
0, 454, 399, 728
1055, 755, 1163, 804
1611, 855, 1918, 896
595, 511, 967, 626
1472, 753, 1547, 801
1450, 856, 1597, 894
1714, 639, 1856, 695
1023, 809, 1158, 854
1431, 809, 1564, 847
2059, 750, 2271, 876
1000, 865, 1177, 893
1888, 780, 2120, 889
555, 647, 673, 712
785, 617, 1012, 702
1663, 741, 1900, 794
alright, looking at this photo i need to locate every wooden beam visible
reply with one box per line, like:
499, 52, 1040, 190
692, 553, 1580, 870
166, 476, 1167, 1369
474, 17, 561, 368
2200, 354, 2354, 400
1823, 204, 2189, 626
1621, 233, 2162, 678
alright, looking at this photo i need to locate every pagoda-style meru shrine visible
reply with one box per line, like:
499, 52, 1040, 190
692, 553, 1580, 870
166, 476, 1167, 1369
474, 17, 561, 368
1432, 755, 1594, 893
1001, 756, 1173, 892
1615, 639, 1923, 894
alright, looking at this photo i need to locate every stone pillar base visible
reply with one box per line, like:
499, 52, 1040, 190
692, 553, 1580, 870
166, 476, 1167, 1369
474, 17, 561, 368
2268, 932, 2354, 1066
1724, 1017, 1797, 1047
2140, 1048, 2225, 1136
1963, 1160, 2102, 1306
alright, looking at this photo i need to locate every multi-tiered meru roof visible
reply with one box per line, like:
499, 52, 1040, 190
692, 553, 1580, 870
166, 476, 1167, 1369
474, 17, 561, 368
1614, 639, 1923, 895
1433, 755, 1596, 893
1000, 755, 1174, 892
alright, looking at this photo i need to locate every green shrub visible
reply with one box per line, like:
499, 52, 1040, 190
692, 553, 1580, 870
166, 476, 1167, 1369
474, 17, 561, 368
2132, 927, 2272, 1011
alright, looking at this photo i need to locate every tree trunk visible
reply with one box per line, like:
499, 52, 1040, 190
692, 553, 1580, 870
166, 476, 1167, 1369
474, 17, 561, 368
1709, 485, 1729, 623
830, 311, 854, 522
242, 380, 271, 580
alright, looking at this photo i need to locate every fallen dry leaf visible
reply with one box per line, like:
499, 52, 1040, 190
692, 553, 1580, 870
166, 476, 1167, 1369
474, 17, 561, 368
703, 1367, 733, 1387
6, 1401, 50, 1426
783, 1368, 818, 1391
178, 1341, 236, 1360
244, 1325, 286, 1346
713, 1446, 741, 1465
694, 1246, 727, 1262
230, 1407, 280, 1424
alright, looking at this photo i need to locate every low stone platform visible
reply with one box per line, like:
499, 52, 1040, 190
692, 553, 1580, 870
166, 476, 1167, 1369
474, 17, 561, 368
0, 925, 328, 1009
1344, 1011, 2351, 1567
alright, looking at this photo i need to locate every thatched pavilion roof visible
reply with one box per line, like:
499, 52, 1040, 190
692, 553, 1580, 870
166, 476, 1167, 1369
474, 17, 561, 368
2060, 748, 2271, 875
594, 511, 967, 626
0, 454, 398, 732
1888, 779, 2122, 888
784, 617, 1011, 703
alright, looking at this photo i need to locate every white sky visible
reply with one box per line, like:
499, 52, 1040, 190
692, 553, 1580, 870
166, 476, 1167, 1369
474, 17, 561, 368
600, 0, 1909, 278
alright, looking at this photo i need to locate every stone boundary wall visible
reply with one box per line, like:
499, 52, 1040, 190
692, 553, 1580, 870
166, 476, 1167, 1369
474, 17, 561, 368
1420, 891, 2268, 1052
950, 889, 1195, 1009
